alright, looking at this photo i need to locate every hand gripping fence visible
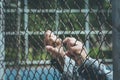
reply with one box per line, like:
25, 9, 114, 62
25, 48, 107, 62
0, 0, 112, 80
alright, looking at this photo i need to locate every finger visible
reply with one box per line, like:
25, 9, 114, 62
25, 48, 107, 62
70, 45, 87, 59
70, 46, 82, 53
45, 30, 52, 41
63, 37, 71, 44
70, 41, 83, 49
44, 30, 52, 45
55, 38, 62, 46
50, 37, 62, 44
45, 30, 58, 41
45, 30, 52, 37
63, 37, 77, 48
46, 45, 58, 58
45, 30, 62, 47
46, 45, 56, 53
69, 39, 77, 46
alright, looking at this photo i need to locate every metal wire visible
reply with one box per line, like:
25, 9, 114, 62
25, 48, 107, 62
0, 0, 112, 80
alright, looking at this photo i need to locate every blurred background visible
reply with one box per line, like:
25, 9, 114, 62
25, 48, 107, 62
0, 0, 112, 80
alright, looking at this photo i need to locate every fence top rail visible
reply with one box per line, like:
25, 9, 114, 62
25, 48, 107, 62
5, 9, 112, 13
4, 30, 112, 35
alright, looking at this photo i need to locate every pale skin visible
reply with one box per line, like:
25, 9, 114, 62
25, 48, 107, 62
44, 30, 113, 80
44, 30, 87, 65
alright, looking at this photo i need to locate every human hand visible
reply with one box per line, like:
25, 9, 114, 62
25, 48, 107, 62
44, 30, 66, 73
63, 37, 87, 65
44, 30, 65, 59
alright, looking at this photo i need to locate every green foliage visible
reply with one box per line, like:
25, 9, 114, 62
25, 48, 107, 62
89, 47, 99, 58
5, 0, 112, 61
5, 48, 51, 62
28, 13, 55, 31
28, 48, 51, 61
89, 47, 112, 59
59, 13, 85, 31
5, 48, 17, 61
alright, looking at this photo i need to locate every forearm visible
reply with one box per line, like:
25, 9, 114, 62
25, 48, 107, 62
78, 57, 113, 80
52, 55, 76, 80
52, 55, 113, 80
62, 56, 83, 80
51, 55, 75, 74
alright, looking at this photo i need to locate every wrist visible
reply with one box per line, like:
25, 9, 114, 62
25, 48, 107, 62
75, 55, 89, 66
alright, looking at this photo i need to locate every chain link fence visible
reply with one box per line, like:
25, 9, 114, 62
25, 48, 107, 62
0, 0, 112, 80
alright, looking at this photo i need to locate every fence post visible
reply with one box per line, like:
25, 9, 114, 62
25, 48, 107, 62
112, 0, 120, 80
16, 0, 21, 80
0, 0, 5, 79
85, 0, 90, 52
24, 0, 29, 60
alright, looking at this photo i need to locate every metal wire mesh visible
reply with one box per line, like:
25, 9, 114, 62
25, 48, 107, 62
0, 0, 112, 80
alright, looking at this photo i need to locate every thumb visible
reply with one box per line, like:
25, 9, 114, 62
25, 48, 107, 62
46, 45, 57, 54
